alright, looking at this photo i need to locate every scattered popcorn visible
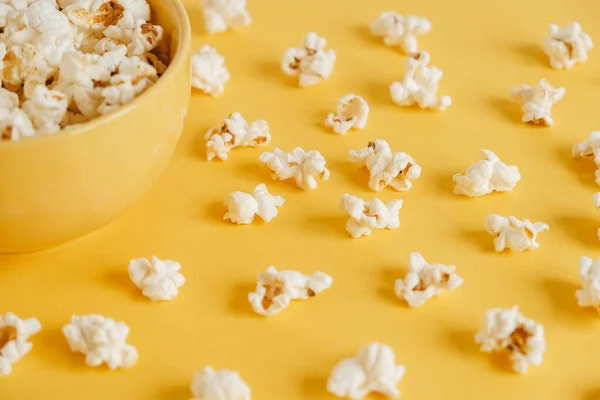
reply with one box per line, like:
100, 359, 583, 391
542, 22, 593, 69
389, 51, 451, 110
205, 113, 270, 161
224, 184, 284, 224
485, 214, 549, 252
349, 140, 421, 191
0, 313, 41, 377
128, 256, 185, 301
340, 194, 402, 238
510, 79, 565, 126
259, 147, 330, 190
453, 149, 521, 197
190, 366, 251, 400
576, 256, 600, 311
573, 131, 600, 186
475, 306, 545, 373
325, 94, 369, 135
248, 266, 332, 316
327, 343, 406, 399
281, 32, 336, 87
394, 252, 463, 307
370, 12, 431, 54
63, 314, 138, 370
201, 0, 251, 35
191, 45, 230, 96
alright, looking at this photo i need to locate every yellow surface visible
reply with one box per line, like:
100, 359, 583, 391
3, 0, 600, 398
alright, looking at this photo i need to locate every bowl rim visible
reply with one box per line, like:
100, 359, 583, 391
0, 0, 192, 149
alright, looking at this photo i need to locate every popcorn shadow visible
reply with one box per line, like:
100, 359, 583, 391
361, 80, 395, 107
35, 328, 83, 371
302, 375, 328, 397
433, 172, 459, 198
556, 145, 598, 188
105, 270, 147, 302
487, 97, 523, 126
235, 162, 300, 193
205, 200, 226, 223
305, 215, 349, 239
542, 277, 595, 326
447, 329, 514, 374
510, 43, 549, 68
256, 61, 297, 87
334, 161, 371, 191
582, 388, 600, 400
556, 216, 599, 249
379, 267, 405, 307
155, 385, 190, 400
229, 283, 258, 317
460, 230, 493, 253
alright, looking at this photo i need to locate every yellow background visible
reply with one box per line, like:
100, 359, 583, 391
2, 0, 600, 398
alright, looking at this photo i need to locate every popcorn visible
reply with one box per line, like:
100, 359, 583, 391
573, 131, 600, 186
394, 252, 463, 307
370, 12, 431, 53
594, 193, 600, 239
248, 266, 332, 316
327, 343, 405, 399
542, 22, 593, 69
389, 51, 451, 110
191, 45, 230, 96
475, 306, 545, 373
259, 147, 330, 191
281, 32, 336, 87
0, 88, 36, 140
485, 214, 549, 252
224, 184, 284, 224
128, 256, 185, 301
576, 256, 600, 311
201, 0, 251, 35
22, 84, 68, 134
510, 79, 565, 126
0, 312, 41, 377
453, 149, 521, 197
349, 140, 421, 191
63, 314, 138, 370
340, 194, 402, 238
325, 94, 369, 135
190, 366, 251, 400
205, 113, 270, 161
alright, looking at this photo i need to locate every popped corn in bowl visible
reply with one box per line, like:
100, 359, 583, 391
0, 0, 191, 253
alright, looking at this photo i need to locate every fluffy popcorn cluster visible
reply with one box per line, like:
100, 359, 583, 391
370, 12, 431, 54
191, 45, 230, 96
0, 313, 41, 377
0, 0, 167, 140
475, 307, 545, 373
542, 22, 593, 69
394, 252, 463, 307
325, 94, 369, 135
485, 214, 549, 252
453, 149, 521, 197
201, 0, 251, 35
128, 256, 185, 301
340, 194, 402, 238
63, 314, 138, 370
259, 147, 330, 191
573, 131, 600, 186
224, 183, 284, 224
205, 113, 270, 161
510, 79, 565, 126
281, 32, 336, 87
389, 51, 451, 110
327, 343, 406, 400
190, 366, 251, 400
576, 256, 600, 312
248, 266, 333, 316
349, 140, 421, 191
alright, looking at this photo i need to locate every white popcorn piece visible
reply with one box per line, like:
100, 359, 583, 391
510, 79, 565, 126
394, 252, 463, 307
63, 314, 138, 370
190, 366, 251, 400
327, 343, 405, 400
128, 256, 185, 301
475, 306, 545, 373
340, 194, 402, 238
205, 113, 270, 161
389, 51, 451, 110
224, 184, 284, 225
201, 0, 251, 35
22, 85, 68, 134
453, 149, 521, 197
485, 214, 549, 252
594, 193, 600, 239
281, 32, 336, 87
0, 88, 36, 140
191, 45, 230, 96
349, 140, 421, 192
542, 22, 593, 69
370, 12, 431, 54
259, 147, 330, 191
248, 266, 332, 316
573, 131, 600, 186
576, 256, 600, 311
325, 94, 369, 135
0, 313, 41, 377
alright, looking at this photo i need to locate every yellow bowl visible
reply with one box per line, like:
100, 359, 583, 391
0, 0, 191, 253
